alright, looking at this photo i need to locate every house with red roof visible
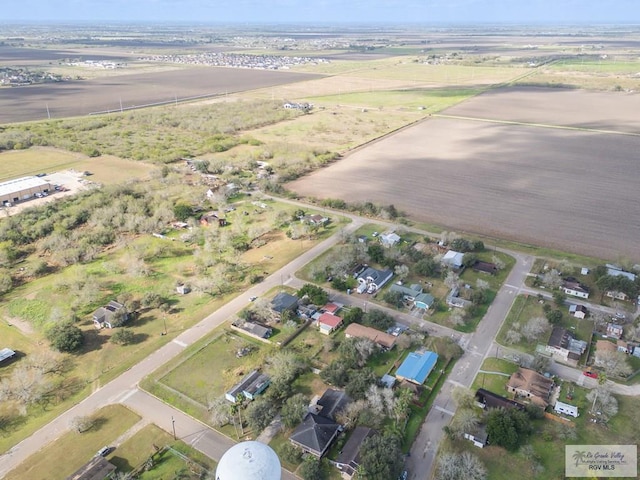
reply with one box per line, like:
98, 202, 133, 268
317, 313, 343, 335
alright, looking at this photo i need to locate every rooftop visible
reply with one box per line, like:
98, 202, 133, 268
0, 176, 50, 197
395, 351, 438, 385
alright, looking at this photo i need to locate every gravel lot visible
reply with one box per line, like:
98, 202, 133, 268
287, 87, 640, 260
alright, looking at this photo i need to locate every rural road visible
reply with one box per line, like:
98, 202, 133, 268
0, 217, 363, 479
2, 199, 638, 480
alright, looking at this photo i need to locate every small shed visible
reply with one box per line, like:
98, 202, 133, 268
176, 284, 191, 295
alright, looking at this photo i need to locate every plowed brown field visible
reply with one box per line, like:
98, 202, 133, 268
287, 87, 640, 260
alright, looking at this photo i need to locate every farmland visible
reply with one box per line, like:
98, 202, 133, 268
287, 87, 640, 260
0, 65, 323, 124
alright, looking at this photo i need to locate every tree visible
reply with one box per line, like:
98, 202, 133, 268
521, 316, 549, 342
383, 289, 404, 308
437, 451, 487, 480
245, 398, 277, 433
0, 269, 12, 295
279, 443, 302, 464
109, 307, 129, 328
486, 407, 531, 451
586, 386, 618, 422
449, 408, 480, 439
110, 328, 135, 345
545, 309, 563, 324
363, 309, 394, 331
358, 433, 403, 480
415, 256, 438, 277
505, 328, 522, 345
444, 271, 460, 290
321, 360, 350, 387
299, 456, 325, 480
452, 387, 476, 410
208, 396, 233, 427
552, 290, 566, 307
173, 202, 193, 221
297, 284, 329, 305
596, 351, 632, 378
266, 351, 308, 385
343, 307, 363, 325
541, 269, 563, 289
345, 368, 377, 400
70, 415, 94, 433
367, 244, 385, 263
281, 393, 309, 429
47, 322, 84, 352
394, 264, 409, 282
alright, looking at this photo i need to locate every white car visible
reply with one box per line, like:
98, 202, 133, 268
249, 296, 258, 302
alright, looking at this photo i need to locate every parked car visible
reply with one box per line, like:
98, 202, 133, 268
96, 446, 114, 457
583, 370, 598, 379
249, 296, 257, 302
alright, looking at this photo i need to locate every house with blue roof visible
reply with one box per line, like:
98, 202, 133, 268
395, 351, 438, 385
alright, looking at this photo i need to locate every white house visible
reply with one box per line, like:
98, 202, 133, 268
380, 232, 401, 248
442, 250, 465, 269
562, 280, 590, 299
554, 401, 579, 418
568, 304, 587, 319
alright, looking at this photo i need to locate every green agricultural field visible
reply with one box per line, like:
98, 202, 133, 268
4, 405, 140, 480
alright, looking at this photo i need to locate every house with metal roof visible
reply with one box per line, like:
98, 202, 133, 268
356, 267, 393, 294
395, 351, 438, 385
270, 292, 299, 314
316, 313, 343, 335
442, 250, 465, 269
225, 370, 271, 403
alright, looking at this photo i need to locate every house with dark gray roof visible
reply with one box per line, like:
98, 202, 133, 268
270, 292, 299, 314
92, 300, 127, 329
231, 319, 272, 340
546, 326, 587, 366
334, 426, 376, 478
475, 388, 525, 411
289, 413, 341, 457
356, 267, 393, 294
315, 388, 350, 420
66, 455, 116, 480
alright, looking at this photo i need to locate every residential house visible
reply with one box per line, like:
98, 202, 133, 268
389, 283, 423, 301
546, 326, 587, 366
606, 291, 629, 301
606, 324, 624, 339
313, 388, 351, 421
92, 301, 127, 329
395, 351, 439, 385
562, 279, 590, 299
568, 304, 587, 319
200, 211, 226, 227
473, 261, 498, 275
302, 214, 329, 226
356, 267, 393, 294
606, 265, 636, 282
231, 319, 273, 340
595, 340, 617, 367
270, 292, 299, 315
442, 250, 465, 269
446, 286, 472, 308
289, 413, 340, 458
344, 323, 396, 350
463, 424, 489, 448
475, 388, 525, 411
66, 455, 117, 480
321, 302, 342, 315
225, 370, 270, 403
554, 401, 579, 418
632, 345, 640, 359
334, 427, 377, 478
414, 293, 435, 310
317, 313, 343, 335
506, 368, 555, 408
380, 231, 401, 248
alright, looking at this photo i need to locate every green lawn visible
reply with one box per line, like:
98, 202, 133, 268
4, 405, 140, 480
471, 357, 519, 394
496, 295, 548, 354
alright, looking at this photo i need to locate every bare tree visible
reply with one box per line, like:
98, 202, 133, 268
452, 387, 476, 410
596, 351, 632, 378
541, 269, 563, 289
444, 271, 460, 290
394, 264, 409, 282
449, 310, 466, 327
492, 254, 505, 271
336, 399, 368, 430
70, 415, 95, 433
476, 279, 490, 291
505, 328, 523, 345
208, 396, 233, 427
521, 316, 549, 342
586, 386, 618, 422
437, 451, 487, 480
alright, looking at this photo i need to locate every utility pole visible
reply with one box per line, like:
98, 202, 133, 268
171, 416, 176, 440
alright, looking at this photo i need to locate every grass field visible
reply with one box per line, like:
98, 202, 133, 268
471, 357, 520, 393
4, 405, 140, 480
0, 147, 157, 183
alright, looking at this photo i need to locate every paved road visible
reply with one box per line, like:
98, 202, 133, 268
0, 219, 363, 479
406, 252, 534, 479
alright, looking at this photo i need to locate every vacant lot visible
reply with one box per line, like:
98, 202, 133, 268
0, 66, 322, 124
288, 87, 640, 260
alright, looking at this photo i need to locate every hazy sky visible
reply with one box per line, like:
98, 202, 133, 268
2, 0, 638, 23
